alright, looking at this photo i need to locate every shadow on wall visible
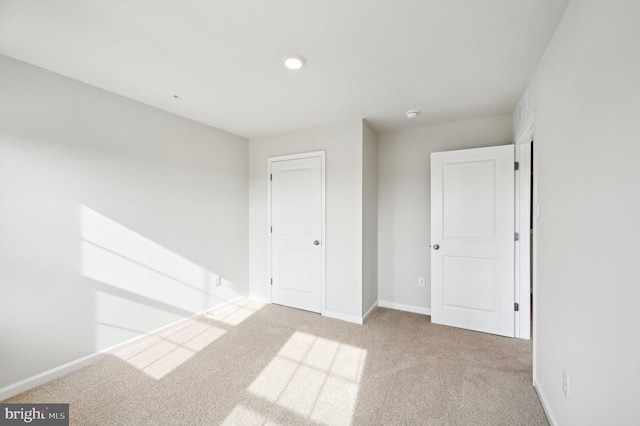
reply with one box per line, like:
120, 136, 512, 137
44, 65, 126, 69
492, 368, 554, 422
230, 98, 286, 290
1, 199, 243, 390
80, 205, 241, 351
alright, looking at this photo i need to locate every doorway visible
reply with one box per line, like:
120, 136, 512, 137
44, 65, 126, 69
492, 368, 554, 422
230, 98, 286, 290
430, 138, 534, 339
268, 151, 326, 313
515, 113, 535, 340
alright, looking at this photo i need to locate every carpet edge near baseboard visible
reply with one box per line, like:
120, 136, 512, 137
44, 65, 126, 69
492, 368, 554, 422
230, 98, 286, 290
0, 296, 245, 402
378, 300, 431, 316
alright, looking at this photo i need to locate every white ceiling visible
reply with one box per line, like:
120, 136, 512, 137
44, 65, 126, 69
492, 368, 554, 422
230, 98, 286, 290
0, 0, 569, 139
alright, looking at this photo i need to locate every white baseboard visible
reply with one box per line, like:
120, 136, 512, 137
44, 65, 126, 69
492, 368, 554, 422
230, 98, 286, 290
0, 351, 108, 403
378, 300, 431, 315
533, 378, 557, 426
0, 296, 245, 402
248, 295, 270, 304
362, 301, 378, 323
252, 297, 373, 326
322, 310, 363, 325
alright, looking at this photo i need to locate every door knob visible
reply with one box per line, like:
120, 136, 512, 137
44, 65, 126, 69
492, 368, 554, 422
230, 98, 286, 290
432, 244, 440, 250
313, 240, 320, 246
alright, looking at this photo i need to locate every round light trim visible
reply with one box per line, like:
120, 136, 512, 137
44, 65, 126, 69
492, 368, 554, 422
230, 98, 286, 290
282, 54, 306, 70
405, 110, 420, 119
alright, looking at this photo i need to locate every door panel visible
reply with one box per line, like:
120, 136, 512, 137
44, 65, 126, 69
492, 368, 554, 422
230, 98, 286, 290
431, 145, 514, 337
443, 256, 497, 312
444, 160, 497, 239
279, 249, 312, 292
271, 156, 322, 313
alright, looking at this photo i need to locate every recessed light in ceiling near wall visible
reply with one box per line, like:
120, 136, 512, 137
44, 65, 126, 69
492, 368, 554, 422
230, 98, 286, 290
405, 110, 420, 119
282, 54, 306, 70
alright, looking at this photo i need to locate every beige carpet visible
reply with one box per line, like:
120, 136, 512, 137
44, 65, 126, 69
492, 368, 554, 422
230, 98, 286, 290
4, 300, 548, 425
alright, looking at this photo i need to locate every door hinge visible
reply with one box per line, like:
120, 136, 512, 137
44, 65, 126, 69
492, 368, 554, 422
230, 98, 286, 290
515, 303, 519, 312
515, 162, 519, 170
270, 278, 273, 286
515, 232, 520, 241
270, 174, 272, 181
270, 226, 272, 233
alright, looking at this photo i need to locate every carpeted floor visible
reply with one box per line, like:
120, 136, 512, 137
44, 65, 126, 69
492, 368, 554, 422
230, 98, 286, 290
4, 300, 548, 425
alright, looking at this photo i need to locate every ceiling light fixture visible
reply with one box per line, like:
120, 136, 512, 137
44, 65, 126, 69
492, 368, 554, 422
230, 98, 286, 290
405, 110, 420, 119
282, 54, 306, 70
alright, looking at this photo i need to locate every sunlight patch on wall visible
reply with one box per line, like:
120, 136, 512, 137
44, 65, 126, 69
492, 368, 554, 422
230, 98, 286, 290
248, 332, 367, 425
112, 317, 226, 380
80, 205, 223, 314
95, 291, 182, 348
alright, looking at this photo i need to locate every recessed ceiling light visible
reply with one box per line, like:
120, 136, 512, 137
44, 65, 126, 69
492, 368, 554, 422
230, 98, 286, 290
405, 110, 420, 119
282, 54, 306, 70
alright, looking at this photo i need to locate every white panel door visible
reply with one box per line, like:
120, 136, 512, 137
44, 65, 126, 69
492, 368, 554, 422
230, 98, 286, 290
431, 145, 515, 337
271, 156, 322, 313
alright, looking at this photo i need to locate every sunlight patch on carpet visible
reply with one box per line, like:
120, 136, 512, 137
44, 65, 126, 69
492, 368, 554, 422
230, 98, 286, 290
221, 404, 283, 426
247, 332, 367, 425
206, 299, 266, 326
113, 319, 226, 379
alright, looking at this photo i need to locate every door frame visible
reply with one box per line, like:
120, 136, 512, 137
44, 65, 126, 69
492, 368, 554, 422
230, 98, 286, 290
514, 113, 535, 339
267, 151, 326, 314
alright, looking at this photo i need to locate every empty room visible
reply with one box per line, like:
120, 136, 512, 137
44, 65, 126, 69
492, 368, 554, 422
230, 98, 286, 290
1, 1, 638, 425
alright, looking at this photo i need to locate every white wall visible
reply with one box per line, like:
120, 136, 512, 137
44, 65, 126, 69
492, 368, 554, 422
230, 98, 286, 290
377, 116, 513, 311
361, 121, 378, 316
249, 122, 363, 319
514, 1, 640, 424
0, 55, 249, 390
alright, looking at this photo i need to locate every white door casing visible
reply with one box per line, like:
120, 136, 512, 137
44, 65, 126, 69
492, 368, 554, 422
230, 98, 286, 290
515, 142, 532, 339
514, 112, 535, 344
431, 145, 515, 337
269, 152, 325, 313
